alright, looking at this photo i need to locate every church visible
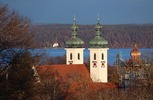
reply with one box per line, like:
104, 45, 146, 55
34, 16, 118, 99
65, 16, 109, 82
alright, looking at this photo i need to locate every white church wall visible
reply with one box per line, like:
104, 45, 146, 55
89, 48, 109, 83
65, 48, 85, 64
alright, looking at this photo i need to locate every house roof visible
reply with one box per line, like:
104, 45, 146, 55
35, 64, 90, 81
66, 80, 118, 100
35, 64, 118, 100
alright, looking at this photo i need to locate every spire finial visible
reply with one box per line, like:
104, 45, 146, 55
98, 14, 99, 21
74, 15, 76, 21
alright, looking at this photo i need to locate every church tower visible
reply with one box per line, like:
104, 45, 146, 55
65, 16, 84, 64
89, 16, 109, 82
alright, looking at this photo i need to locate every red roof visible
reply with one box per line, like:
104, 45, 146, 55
35, 64, 118, 100
35, 64, 90, 81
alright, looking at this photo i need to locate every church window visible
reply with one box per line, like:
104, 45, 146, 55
70, 53, 72, 60
94, 53, 96, 60
78, 53, 80, 60
102, 53, 104, 60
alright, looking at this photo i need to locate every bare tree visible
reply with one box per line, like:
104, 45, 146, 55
67, 73, 91, 100
0, 4, 36, 73
37, 67, 69, 100
44, 55, 66, 65
0, 3, 44, 100
84, 57, 90, 73
124, 51, 153, 99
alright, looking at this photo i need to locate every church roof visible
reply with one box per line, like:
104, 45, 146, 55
66, 17, 84, 48
35, 64, 90, 82
131, 43, 141, 58
89, 17, 108, 48
124, 42, 149, 67
35, 64, 118, 99
66, 82, 118, 100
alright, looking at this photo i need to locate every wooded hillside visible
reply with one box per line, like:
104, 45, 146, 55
31, 24, 153, 48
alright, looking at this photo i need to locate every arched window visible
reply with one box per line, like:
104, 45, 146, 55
70, 53, 72, 60
78, 53, 80, 60
94, 53, 96, 60
102, 53, 104, 60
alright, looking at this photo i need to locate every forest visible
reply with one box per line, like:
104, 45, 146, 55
31, 23, 153, 48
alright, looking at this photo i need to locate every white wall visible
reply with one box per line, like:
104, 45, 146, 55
89, 48, 109, 83
65, 48, 85, 64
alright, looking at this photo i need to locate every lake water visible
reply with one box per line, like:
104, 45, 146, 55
45, 48, 153, 66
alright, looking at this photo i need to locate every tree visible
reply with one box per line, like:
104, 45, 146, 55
45, 55, 66, 65
84, 57, 90, 73
1, 50, 38, 100
55, 55, 66, 64
39, 72, 69, 100
0, 3, 41, 100
0, 4, 36, 73
108, 64, 119, 83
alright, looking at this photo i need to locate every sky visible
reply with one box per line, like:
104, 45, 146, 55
0, 0, 153, 25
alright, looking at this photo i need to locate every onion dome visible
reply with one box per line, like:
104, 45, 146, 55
66, 17, 84, 48
130, 43, 141, 58
89, 16, 108, 48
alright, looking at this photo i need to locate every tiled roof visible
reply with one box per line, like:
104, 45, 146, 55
35, 64, 118, 100
35, 64, 90, 82
66, 81, 118, 100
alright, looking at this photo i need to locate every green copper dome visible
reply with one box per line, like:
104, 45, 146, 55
89, 18, 108, 48
71, 19, 78, 31
95, 19, 102, 31
66, 18, 84, 48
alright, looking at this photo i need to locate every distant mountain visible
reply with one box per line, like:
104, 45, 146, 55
31, 24, 153, 48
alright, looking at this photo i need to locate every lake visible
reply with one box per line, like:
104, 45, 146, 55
45, 48, 153, 66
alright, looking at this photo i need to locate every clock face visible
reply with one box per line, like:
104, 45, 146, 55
101, 62, 105, 68
93, 62, 97, 68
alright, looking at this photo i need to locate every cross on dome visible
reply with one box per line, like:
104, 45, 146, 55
130, 42, 141, 58
74, 15, 76, 21
89, 15, 108, 48
65, 16, 84, 48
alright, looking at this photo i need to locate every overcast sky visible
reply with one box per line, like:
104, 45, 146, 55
1, 0, 153, 25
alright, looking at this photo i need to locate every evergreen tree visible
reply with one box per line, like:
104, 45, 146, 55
6, 50, 38, 100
